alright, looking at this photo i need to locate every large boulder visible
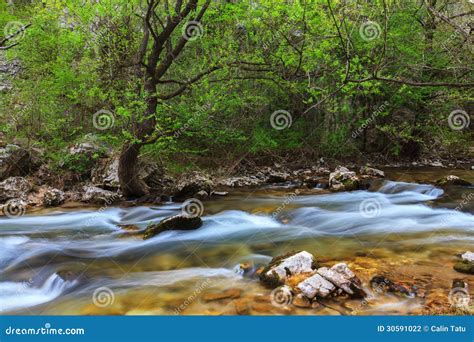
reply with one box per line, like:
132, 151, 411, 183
174, 171, 213, 199
0, 177, 31, 201
0, 144, 40, 180
259, 251, 366, 304
329, 166, 360, 191
259, 251, 315, 287
81, 185, 120, 204
143, 214, 203, 240
43, 188, 66, 207
360, 166, 385, 178
436, 175, 471, 187
91, 156, 169, 193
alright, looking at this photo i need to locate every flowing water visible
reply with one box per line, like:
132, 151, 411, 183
0, 168, 473, 315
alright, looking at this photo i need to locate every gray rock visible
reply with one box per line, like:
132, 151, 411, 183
461, 251, 474, 263
360, 166, 385, 178
43, 188, 65, 207
174, 171, 213, 198
0, 177, 31, 201
329, 166, 360, 191
81, 185, 120, 204
0, 144, 39, 180
297, 274, 336, 299
262, 251, 314, 285
436, 175, 471, 187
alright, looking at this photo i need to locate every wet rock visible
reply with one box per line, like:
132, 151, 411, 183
0, 176, 31, 201
0, 144, 40, 180
195, 190, 209, 199
436, 175, 471, 187
43, 188, 65, 207
211, 191, 228, 196
292, 293, 311, 308
317, 264, 366, 298
369, 276, 415, 297
202, 288, 241, 302
81, 185, 119, 204
329, 166, 360, 191
174, 171, 213, 199
234, 299, 250, 315
360, 166, 385, 178
143, 214, 203, 240
454, 261, 474, 275
297, 274, 336, 299
259, 251, 315, 287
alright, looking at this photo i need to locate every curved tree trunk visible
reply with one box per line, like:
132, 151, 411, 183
118, 142, 149, 198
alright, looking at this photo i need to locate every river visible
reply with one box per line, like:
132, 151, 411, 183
0, 168, 473, 315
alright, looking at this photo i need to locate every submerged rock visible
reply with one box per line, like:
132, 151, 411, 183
0, 176, 31, 201
369, 276, 415, 297
143, 214, 203, 240
360, 166, 385, 178
329, 166, 360, 191
436, 175, 471, 187
454, 251, 474, 274
202, 288, 241, 302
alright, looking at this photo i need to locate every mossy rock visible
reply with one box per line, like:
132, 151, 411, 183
143, 215, 203, 240
453, 261, 474, 275
436, 176, 471, 187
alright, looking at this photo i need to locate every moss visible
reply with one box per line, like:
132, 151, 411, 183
453, 261, 474, 275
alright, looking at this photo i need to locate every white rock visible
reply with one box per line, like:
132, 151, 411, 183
297, 274, 336, 299
461, 251, 474, 263
265, 251, 314, 281
317, 267, 354, 295
331, 263, 356, 279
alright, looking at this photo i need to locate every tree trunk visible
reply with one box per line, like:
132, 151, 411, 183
118, 142, 149, 197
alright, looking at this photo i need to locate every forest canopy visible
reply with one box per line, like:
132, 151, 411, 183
1, 0, 472, 195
